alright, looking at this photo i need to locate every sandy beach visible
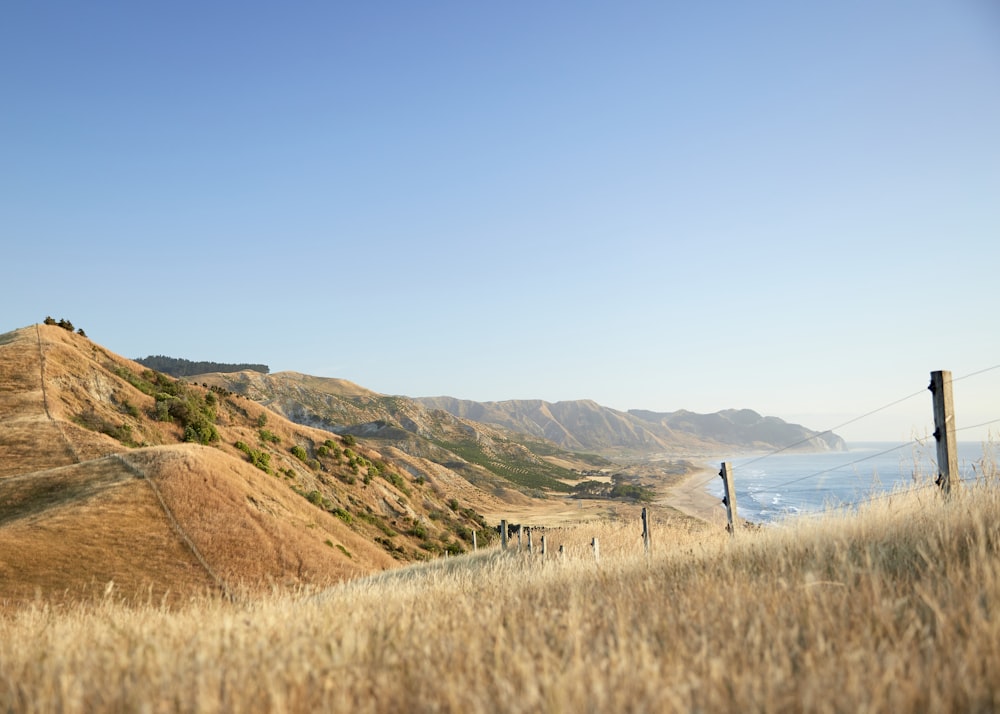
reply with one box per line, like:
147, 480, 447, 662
661, 465, 727, 525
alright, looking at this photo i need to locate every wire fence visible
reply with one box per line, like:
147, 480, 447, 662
716, 365, 1000, 525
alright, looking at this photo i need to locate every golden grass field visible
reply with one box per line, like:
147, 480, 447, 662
3, 324, 999, 711
2, 469, 998, 713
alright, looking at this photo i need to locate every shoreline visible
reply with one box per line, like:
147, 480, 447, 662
662, 464, 727, 525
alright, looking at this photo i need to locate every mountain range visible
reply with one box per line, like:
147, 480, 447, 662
188, 369, 844, 459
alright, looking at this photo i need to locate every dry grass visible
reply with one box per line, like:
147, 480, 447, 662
0, 445, 396, 606
2, 473, 999, 713
0, 324, 499, 603
4, 324, 998, 709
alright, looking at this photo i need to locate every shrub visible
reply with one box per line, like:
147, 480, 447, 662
332, 508, 352, 524
184, 420, 219, 445
341, 434, 356, 447
234, 441, 271, 473
383, 471, 410, 496
290, 445, 309, 462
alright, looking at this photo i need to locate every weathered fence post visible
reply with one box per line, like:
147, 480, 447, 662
526, 527, 533, 554
930, 370, 958, 496
591, 537, 600, 562
559, 544, 565, 560
641, 507, 651, 554
719, 462, 738, 536
472, 530, 477, 552
500, 519, 508, 550
517, 524, 523, 550
541, 534, 547, 557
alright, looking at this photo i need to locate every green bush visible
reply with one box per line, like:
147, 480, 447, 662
332, 508, 352, 524
383, 471, 410, 496
234, 441, 272, 473
184, 420, 219, 445
290, 445, 309, 462
148, 381, 219, 445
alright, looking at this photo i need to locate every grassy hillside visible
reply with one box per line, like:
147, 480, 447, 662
0, 324, 502, 604
1, 472, 997, 711
195, 370, 610, 496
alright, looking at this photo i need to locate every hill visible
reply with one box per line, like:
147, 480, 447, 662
192, 370, 613, 496
0, 325, 502, 605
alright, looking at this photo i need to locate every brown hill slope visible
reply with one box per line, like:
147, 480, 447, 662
0, 325, 497, 605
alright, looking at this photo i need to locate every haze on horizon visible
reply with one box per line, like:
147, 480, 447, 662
3, 2, 999, 443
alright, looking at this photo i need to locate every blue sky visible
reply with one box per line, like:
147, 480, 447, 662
3, 1, 999, 442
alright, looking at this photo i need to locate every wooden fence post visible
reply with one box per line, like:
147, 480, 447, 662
559, 544, 565, 560
641, 507, 651, 554
591, 537, 600, 562
517, 525, 523, 550
930, 370, 958, 496
526, 527, 533, 554
719, 462, 738, 536
500, 519, 508, 550
472, 530, 477, 552
541, 534, 547, 557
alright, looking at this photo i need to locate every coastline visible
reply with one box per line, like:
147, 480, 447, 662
663, 464, 727, 525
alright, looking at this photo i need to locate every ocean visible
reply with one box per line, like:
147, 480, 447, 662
704, 441, 999, 524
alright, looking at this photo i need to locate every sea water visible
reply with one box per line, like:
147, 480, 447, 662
705, 441, 998, 524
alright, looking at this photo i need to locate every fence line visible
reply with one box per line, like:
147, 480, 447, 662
488, 367, 1000, 545
713, 367, 1000, 530
733, 363, 1000, 476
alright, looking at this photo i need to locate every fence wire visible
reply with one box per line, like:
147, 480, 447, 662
719, 364, 1000, 522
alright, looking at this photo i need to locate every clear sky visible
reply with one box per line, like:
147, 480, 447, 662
3, 1, 999, 443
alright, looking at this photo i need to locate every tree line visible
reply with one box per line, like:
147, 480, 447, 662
134, 355, 269, 378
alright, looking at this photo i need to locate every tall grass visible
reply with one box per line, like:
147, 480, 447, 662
3, 473, 999, 712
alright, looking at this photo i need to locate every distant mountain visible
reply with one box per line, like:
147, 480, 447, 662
416, 397, 846, 457
193, 370, 844, 471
